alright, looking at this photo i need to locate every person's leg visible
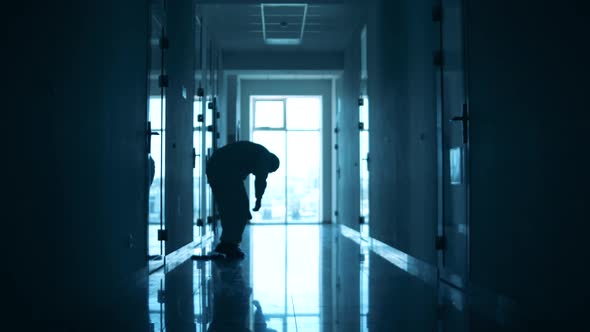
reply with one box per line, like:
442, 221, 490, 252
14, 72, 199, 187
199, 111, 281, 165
215, 181, 251, 259
219, 185, 251, 243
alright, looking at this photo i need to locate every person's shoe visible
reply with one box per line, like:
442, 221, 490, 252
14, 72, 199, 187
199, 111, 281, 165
214, 242, 246, 260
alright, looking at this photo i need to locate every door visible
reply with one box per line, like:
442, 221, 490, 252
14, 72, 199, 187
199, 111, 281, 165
147, 0, 167, 272
438, 0, 470, 290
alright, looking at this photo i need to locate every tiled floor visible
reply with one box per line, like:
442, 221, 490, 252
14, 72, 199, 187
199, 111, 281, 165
146, 224, 513, 332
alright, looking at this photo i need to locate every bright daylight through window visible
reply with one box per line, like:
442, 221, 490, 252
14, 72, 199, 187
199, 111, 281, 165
251, 96, 322, 223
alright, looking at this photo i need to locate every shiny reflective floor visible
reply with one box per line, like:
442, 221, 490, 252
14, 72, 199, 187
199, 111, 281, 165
147, 224, 512, 332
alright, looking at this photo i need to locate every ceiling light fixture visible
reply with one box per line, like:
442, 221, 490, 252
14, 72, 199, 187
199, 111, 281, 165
261, 3, 308, 45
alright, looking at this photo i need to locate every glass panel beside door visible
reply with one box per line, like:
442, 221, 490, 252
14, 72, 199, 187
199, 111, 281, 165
147, 0, 167, 272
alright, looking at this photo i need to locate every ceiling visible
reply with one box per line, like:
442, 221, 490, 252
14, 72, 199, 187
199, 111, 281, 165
199, 3, 365, 52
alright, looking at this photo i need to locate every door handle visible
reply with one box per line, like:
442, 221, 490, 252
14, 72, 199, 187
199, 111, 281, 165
450, 104, 469, 144
146, 121, 161, 154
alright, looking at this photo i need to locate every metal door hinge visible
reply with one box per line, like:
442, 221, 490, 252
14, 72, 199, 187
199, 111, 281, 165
196, 218, 204, 227
158, 229, 168, 241
334, 144, 339, 150
435, 235, 446, 250
197, 114, 204, 122
334, 127, 339, 134
334, 210, 339, 217
359, 216, 366, 224
207, 216, 214, 224
358, 122, 365, 130
206, 125, 214, 132
358, 97, 364, 106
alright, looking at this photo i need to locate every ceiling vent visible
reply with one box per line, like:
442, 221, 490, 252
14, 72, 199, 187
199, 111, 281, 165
261, 3, 308, 45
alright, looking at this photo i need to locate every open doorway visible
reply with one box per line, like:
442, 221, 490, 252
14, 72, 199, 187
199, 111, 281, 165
250, 96, 322, 224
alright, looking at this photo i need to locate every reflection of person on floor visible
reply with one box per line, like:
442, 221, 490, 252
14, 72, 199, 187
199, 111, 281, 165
207, 261, 276, 332
207, 261, 251, 332
206, 141, 280, 259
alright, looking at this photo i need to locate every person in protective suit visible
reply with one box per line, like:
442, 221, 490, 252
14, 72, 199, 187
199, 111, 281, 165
206, 140, 280, 259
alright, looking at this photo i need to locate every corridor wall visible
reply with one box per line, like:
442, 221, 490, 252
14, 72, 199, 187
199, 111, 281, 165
5, 0, 151, 328
340, 0, 438, 264
466, 0, 590, 324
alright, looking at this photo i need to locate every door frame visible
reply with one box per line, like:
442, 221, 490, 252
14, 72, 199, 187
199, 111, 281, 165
435, 0, 472, 290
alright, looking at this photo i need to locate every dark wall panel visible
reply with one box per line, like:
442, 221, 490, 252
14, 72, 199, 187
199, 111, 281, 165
6, 0, 150, 328
339, 33, 362, 230
366, 0, 438, 265
165, 0, 196, 253
466, 0, 590, 322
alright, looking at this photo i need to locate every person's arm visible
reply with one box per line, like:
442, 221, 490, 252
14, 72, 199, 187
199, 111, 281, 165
253, 173, 268, 211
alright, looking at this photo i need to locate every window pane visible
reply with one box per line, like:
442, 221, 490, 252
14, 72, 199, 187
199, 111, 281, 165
286, 97, 321, 130
287, 131, 320, 222
255, 100, 284, 128
251, 131, 286, 223
149, 97, 164, 130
